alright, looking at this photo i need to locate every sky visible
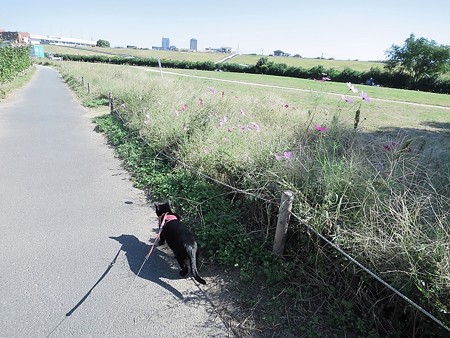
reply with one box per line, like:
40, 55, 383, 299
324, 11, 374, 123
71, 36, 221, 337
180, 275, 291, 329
1, 0, 449, 61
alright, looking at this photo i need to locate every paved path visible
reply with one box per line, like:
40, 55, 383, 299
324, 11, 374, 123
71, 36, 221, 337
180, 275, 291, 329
0, 66, 230, 337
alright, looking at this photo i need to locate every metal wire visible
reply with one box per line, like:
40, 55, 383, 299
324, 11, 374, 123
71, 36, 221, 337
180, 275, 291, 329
109, 99, 450, 334
289, 212, 450, 333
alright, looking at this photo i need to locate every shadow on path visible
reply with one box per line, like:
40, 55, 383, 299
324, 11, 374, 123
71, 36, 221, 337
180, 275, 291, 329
110, 234, 185, 300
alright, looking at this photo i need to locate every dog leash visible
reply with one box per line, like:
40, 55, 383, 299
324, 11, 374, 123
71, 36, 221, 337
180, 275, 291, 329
105, 223, 166, 335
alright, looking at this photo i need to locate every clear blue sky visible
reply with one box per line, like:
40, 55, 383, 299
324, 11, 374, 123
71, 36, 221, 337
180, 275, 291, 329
1, 0, 449, 61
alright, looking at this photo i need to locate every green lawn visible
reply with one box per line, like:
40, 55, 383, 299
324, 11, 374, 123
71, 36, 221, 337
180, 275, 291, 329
44, 45, 227, 62
147, 67, 450, 108
229, 54, 384, 71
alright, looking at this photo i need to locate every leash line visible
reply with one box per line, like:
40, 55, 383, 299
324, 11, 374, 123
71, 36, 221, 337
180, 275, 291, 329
105, 230, 162, 335
46, 248, 122, 338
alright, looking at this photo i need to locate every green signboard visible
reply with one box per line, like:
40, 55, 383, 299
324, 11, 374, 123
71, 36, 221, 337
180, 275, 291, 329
31, 45, 44, 58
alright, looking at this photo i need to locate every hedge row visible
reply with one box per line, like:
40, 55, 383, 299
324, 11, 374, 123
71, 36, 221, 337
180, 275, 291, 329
0, 46, 31, 83
54, 53, 450, 94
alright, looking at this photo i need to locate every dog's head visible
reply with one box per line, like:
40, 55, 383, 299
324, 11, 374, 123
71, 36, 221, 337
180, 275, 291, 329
154, 200, 173, 217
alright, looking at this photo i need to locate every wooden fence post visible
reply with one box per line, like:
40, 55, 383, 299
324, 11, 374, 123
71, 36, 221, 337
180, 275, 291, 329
273, 190, 294, 256
87, 82, 91, 95
81, 76, 84, 86
109, 91, 114, 113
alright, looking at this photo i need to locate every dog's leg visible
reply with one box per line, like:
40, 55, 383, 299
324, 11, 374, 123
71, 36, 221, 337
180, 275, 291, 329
176, 256, 188, 276
158, 232, 165, 245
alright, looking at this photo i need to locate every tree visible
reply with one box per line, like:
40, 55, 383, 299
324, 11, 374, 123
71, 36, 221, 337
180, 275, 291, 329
255, 57, 273, 74
96, 39, 110, 48
384, 34, 450, 86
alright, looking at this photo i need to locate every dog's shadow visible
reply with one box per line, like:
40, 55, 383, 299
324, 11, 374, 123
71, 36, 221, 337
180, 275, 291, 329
110, 234, 185, 300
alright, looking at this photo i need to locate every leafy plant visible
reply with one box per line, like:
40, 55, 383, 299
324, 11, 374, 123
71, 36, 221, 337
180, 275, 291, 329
385, 33, 450, 87
0, 45, 31, 83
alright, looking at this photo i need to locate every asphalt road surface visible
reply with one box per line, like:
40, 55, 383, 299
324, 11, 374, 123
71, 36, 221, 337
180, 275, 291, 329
0, 66, 230, 337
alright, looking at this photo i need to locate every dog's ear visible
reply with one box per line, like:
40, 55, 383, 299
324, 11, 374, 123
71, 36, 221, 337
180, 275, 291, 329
165, 199, 172, 209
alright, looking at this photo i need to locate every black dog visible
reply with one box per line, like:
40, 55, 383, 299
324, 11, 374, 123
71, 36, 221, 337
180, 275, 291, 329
154, 201, 206, 285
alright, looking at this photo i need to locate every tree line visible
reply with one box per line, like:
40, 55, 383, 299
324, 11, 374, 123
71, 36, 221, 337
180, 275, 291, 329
58, 34, 450, 94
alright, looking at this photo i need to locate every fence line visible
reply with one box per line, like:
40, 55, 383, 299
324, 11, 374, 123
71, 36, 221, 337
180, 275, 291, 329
289, 212, 450, 333
107, 93, 450, 334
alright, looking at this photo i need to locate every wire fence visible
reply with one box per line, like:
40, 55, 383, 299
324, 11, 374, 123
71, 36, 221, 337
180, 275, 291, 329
100, 86, 450, 333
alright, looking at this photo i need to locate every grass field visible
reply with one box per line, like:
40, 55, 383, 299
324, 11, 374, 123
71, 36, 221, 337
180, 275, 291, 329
43, 44, 450, 80
45, 59, 450, 335
229, 54, 384, 71
44, 44, 384, 70
44, 45, 228, 62
143, 67, 450, 108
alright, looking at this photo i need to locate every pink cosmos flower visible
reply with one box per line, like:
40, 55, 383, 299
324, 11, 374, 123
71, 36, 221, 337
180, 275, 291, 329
360, 91, 371, 102
283, 151, 293, 160
341, 95, 354, 104
383, 142, 399, 151
314, 124, 328, 132
181, 103, 187, 112
275, 151, 293, 161
284, 104, 289, 108
199, 98, 204, 108
252, 122, 261, 132
346, 82, 358, 93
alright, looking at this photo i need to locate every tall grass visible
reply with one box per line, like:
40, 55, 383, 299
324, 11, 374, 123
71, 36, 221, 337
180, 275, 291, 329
56, 61, 450, 331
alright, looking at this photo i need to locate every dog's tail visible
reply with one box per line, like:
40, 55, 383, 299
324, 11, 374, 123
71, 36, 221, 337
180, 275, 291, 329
186, 242, 206, 285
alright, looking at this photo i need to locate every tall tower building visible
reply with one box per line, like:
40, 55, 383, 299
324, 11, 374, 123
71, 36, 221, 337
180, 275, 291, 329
162, 37, 170, 50
190, 38, 197, 51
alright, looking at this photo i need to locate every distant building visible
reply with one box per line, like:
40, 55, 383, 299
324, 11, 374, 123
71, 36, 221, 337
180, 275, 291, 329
30, 34, 96, 47
205, 46, 231, 53
190, 38, 197, 51
0, 31, 30, 45
273, 50, 290, 57
162, 37, 170, 50
218, 46, 231, 53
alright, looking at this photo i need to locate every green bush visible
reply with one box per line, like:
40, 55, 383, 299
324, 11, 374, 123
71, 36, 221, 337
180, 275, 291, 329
0, 45, 31, 83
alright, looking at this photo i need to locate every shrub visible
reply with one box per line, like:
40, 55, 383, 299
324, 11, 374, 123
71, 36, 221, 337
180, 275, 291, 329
0, 45, 31, 83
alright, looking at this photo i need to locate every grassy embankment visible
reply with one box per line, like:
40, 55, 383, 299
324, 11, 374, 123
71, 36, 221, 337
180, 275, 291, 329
0, 66, 36, 99
44, 44, 382, 70
44, 45, 227, 62
49, 59, 450, 336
